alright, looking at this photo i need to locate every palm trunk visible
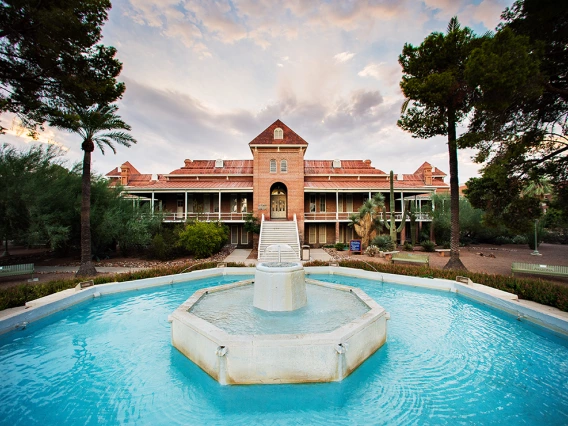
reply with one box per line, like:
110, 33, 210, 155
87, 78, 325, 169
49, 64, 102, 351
76, 143, 97, 277
444, 108, 466, 270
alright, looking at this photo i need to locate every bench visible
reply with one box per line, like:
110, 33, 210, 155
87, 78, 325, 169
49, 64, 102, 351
379, 251, 399, 260
391, 253, 429, 266
435, 249, 451, 257
0, 263, 35, 279
511, 263, 568, 278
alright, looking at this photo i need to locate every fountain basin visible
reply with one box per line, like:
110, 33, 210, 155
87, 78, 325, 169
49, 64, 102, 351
169, 279, 389, 385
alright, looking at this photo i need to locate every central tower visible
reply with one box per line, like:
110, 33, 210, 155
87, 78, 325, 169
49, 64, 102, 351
249, 120, 307, 238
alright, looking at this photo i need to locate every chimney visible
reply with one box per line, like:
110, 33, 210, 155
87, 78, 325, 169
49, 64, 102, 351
184, 159, 192, 167
121, 166, 130, 185
364, 159, 372, 165
424, 166, 432, 185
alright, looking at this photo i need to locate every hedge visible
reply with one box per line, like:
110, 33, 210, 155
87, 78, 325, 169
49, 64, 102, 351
0, 262, 246, 311
304, 259, 568, 312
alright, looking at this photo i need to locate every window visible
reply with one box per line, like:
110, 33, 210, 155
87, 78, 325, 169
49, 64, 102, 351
187, 195, 193, 212
274, 127, 283, 139
338, 193, 343, 212
280, 159, 287, 173
213, 196, 219, 213
241, 229, 248, 245
310, 195, 316, 212
346, 194, 353, 212
270, 159, 276, 173
319, 224, 327, 244
241, 197, 247, 213
319, 194, 326, 212
309, 225, 316, 244
231, 226, 238, 244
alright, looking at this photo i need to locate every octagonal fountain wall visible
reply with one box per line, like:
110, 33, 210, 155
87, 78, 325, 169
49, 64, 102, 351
169, 260, 389, 385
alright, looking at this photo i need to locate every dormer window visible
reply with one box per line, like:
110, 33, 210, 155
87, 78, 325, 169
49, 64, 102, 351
274, 127, 283, 139
270, 159, 277, 173
215, 159, 224, 168
280, 159, 287, 173
332, 159, 341, 168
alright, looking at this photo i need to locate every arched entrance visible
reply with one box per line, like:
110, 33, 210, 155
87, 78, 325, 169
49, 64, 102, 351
270, 183, 287, 219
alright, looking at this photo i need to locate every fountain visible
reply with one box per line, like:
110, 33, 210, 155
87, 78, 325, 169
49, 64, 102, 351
169, 245, 389, 385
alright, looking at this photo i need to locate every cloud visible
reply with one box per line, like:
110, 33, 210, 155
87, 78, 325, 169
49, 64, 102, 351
334, 51, 355, 63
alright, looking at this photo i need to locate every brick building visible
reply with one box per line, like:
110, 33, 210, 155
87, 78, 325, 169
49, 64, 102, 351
106, 120, 448, 248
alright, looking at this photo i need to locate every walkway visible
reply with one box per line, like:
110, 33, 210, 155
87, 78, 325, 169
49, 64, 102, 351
223, 248, 332, 265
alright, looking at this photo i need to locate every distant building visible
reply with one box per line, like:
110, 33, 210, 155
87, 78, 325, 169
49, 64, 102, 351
107, 120, 449, 247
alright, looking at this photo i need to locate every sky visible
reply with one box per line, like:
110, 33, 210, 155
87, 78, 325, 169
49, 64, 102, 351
1, 0, 515, 183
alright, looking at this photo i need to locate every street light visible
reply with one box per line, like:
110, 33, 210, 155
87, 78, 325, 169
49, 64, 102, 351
531, 218, 541, 256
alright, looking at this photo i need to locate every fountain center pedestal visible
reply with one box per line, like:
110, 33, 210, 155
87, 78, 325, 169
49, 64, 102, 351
253, 261, 306, 312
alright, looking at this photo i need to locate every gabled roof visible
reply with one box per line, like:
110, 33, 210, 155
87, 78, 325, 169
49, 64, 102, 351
105, 161, 141, 177
170, 160, 253, 175
304, 160, 386, 175
249, 119, 308, 146
413, 161, 447, 177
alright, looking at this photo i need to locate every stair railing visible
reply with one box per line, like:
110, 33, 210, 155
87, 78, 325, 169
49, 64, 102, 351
293, 214, 301, 260
257, 214, 265, 260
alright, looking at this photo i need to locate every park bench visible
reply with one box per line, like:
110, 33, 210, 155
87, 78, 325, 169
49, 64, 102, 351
379, 250, 399, 260
0, 263, 35, 279
511, 263, 568, 278
435, 249, 451, 257
391, 252, 429, 266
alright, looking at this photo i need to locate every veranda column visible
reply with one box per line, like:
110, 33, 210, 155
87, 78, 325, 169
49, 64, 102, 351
185, 192, 188, 220
218, 192, 221, 220
400, 191, 405, 244
335, 191, 339, 243
151, 192, 154, 215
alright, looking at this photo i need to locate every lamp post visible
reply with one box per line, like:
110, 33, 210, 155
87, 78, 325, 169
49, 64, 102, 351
531, 218, 541, 256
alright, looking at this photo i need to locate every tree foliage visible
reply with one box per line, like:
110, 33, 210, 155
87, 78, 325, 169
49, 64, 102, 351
398, 17, 484, 270
0, 0, 124, 130
352, 193, 384, 248
462, 0, 568, 208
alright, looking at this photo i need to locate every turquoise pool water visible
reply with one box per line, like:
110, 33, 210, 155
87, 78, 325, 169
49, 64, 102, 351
0, 274, 567, 425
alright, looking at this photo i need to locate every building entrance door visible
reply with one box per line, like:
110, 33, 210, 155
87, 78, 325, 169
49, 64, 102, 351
270, 184, 287, 219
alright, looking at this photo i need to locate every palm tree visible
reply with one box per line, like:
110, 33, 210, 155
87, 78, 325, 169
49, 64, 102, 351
53, 104, 136, 276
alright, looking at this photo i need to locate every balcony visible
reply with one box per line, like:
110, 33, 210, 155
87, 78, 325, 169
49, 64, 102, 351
303, 212, 432, 222
161, 212, 248, 223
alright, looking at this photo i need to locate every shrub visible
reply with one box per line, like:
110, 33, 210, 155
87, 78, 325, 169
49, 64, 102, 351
365, 245, 379, 257
335, 242, 346, 251
420, 240, 436, 252
302, 259, 568, 312
178, 221, 228, 259
403, 242, 414, 251
512, 235, 528, 245
372, 235, 395, 252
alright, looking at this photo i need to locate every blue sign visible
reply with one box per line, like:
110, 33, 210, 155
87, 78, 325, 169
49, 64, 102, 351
349, 239, 362, 253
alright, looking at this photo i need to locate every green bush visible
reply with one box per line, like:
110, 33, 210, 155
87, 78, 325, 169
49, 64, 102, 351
372, 235, 395, 251
512, 235, 528, 245
335, 242, 346, 251
403, 242, 414, 251
178, 220, 228, 259
420, 240, 436, 252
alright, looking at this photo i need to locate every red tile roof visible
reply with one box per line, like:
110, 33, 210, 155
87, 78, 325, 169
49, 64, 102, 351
170, 160, 253, 175
249, 119, 308, 146
304, 160, 385, 175
105, 161, 141, 177
304, 180, 448, 190
125, 180, 253, 189
414, 161, 447, 177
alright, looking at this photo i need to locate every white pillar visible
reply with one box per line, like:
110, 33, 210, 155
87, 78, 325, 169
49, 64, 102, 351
151, 192, 154, 213
218, 192, 222, 220
336, 191, 339, 220
185, 192, 188, 220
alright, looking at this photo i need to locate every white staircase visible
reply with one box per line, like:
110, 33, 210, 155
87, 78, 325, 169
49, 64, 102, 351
258, 216, 301, 261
